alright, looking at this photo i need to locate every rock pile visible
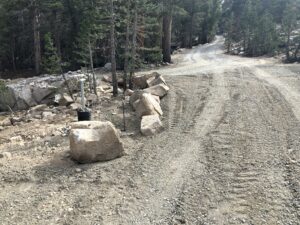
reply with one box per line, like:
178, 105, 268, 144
130, 72, 169, 136
0, 72, 87, 111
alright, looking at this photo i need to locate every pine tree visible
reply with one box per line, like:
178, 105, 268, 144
224, 13, 234, 52
282, 2, 298, 61
42, 32, 61, 74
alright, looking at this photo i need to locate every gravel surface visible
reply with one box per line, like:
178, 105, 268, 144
0, 36, 299, 225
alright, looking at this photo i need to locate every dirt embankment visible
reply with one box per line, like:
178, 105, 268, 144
0, 37, 299, 225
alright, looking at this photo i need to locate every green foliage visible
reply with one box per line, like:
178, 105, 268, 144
0, 80, 11, 108
0, 80, 7, 93
42, 32, 61, 74
224, 12, 234, 52
173, 0, 222, 47
0, 0, 225, 73
140, 47, 163, 63
223, 0, 281, 57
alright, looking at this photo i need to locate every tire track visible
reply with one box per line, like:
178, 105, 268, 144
175, 67, 300, 225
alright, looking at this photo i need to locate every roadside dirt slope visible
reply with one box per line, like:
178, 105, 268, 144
0, 36, 299, 225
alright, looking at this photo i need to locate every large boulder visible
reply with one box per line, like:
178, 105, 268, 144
104, 63, 112, 71
141, 115, 163, 136
10, 84, 37, 110
69, 121, 124, 163
32, 84, 57, 103
144, 84, 169, 98
129, 90, 145, 106
132, 72, 159, 89
133, 93, 163, 118
0, 86, 16, 111
146, 74, 167, 87
102, 74, 124, 86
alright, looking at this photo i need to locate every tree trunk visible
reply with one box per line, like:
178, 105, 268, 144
88, 38, 97, 96
11, 36, 16, 72
140, 15, 145, 48
53, 10, 62, 57
188, 0, 195, 49
33, 1, 41, 75
123, 13, 130, 91
162, 14, 172, 63
110, 0, 118, 97
293, 42, 300, 60
286, 28, 291, 61
188, 13, 194, 49
129, 3, 138, 90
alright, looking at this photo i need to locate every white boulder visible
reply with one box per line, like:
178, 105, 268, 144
146, 74, 167, 87
133, 93, 163, 118
132, 72, 158, 89
69, 121, 124, 163
144, 84, 169, 98
141, 115, 163, 136
104, 63, 112, 71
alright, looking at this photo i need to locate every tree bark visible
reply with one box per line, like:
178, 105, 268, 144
88, 38, 97, 96
11, 35, 16, 71
33, 1, 41, 75
293, 41, 300, 60
110, 0, 118, 96
53, 10, 62, 57
286, 32, 291, 61
129, 3, 138, 90
162, 1, 173, 63
123, 13, 130, 91
188, 0, 195, 49
188, 14, 194, 49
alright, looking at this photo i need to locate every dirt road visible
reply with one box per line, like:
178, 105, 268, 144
0, 37, 299, 225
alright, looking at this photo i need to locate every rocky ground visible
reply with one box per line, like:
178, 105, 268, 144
0, 36, 299, 225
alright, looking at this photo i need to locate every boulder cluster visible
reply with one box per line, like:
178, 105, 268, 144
128, 72, 169, 136
0, 71, 87, 112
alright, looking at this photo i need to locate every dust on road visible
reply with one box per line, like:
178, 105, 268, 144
0, 37, 299, 225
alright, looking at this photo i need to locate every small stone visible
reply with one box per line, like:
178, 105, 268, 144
33, 114, 42, 119
59, 93, 74, 106
10, 135, 23, 142
75, 168, 82, 173
69, 103, 82, 111
0, 118, 12, 126
0, 152, 12, 159
124, 89, 134, 96
51, 131, 61, 136
42, 111, 55, 119
30, 104, 48, 112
